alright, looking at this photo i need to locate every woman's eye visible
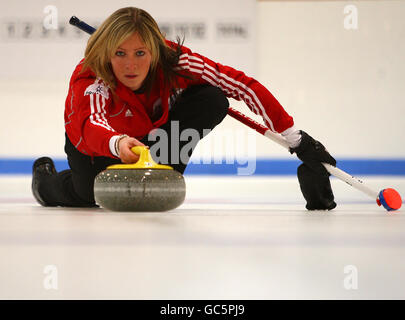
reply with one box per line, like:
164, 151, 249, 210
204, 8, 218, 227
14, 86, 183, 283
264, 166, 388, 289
136, 51, 145, 57
115, 51, 125, 57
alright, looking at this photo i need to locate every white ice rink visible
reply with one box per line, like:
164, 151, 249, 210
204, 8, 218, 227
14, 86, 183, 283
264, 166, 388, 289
0, 174, 404, 300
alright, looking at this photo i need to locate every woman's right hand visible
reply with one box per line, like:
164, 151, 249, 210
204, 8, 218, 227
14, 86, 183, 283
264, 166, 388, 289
118, 136, 146, 164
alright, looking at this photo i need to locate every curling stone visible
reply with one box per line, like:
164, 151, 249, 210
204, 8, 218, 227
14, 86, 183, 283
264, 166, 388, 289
94, 146, 186, 212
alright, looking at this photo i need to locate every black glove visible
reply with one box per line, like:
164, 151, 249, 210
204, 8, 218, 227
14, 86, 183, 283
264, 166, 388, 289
290, 131, 337, 210
297, 164, 337, 210
289, 131, 336, 177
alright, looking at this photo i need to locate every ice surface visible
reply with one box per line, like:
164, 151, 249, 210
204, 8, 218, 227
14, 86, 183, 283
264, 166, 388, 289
0, 175, 404, 299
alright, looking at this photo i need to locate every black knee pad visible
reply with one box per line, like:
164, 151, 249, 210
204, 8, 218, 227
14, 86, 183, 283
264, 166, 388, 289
184, 85, 229, 121
204, 86, 229, 125
297, 163, 337, 210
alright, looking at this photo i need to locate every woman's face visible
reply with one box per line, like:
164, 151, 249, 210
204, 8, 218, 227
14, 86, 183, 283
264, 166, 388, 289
110, 32, 152, 91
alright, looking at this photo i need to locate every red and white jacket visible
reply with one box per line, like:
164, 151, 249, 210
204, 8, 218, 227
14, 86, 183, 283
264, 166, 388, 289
64, 41, 294, 158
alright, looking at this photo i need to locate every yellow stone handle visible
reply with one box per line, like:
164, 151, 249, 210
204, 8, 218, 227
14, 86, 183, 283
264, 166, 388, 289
131, 146, 154, 165
107, 145, 173, 170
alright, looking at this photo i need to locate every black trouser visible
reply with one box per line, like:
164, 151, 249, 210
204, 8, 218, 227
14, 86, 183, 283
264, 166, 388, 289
38, 84, 229, 207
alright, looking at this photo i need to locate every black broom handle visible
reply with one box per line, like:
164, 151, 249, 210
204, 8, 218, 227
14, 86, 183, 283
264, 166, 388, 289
69, 16, 96, 35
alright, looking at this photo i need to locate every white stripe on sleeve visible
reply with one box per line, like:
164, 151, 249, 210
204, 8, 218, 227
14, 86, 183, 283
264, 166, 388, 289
89, 94, 116, 132
176, 54, 276, 132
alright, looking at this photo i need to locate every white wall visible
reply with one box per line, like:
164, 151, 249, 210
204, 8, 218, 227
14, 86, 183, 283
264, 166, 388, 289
0, 0, 257, 158
256, 0, 405, 158
0, 0, 404, 159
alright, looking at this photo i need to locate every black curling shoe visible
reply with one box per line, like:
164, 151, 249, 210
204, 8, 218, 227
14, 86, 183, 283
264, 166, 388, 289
32, 157, 57, 206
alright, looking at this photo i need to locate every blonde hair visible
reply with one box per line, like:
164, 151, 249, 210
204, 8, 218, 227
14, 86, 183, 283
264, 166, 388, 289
82, 7, 186, 93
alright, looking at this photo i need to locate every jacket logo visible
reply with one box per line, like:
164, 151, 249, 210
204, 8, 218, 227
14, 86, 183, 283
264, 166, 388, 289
84, 80, 109, 99
125, 109, 133, 117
